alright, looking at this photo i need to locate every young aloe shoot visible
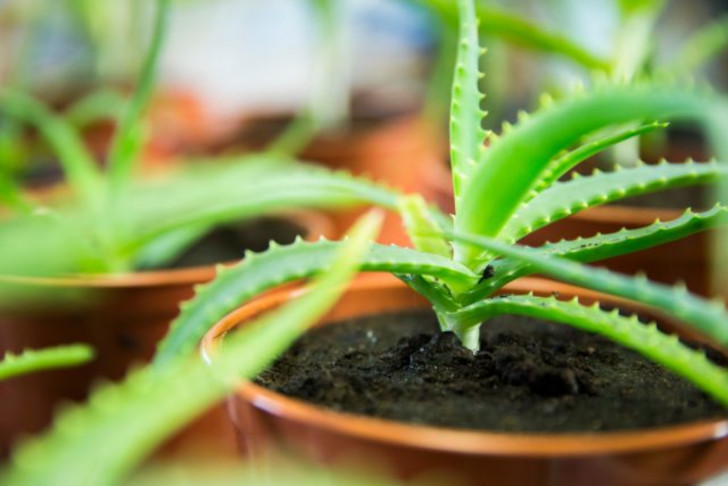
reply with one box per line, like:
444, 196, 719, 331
153, 0, 728, 408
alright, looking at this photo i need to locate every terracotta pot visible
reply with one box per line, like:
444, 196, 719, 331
80, 89, 209, 166
202, 274, 728, 486
424, 166, 714, 296
0, 210, 333, 458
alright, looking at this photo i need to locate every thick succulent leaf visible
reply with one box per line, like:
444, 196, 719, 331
0, 173, 32, 213
451, 294, 728, 407
154, 238, 477, 366
612, 0, 666, 80
419, 0, 609, 70
107, 0, 171, 195
451, 231, 728, 348
0, 213, 90, 279
449, 0, 487, 208
465, 205, 728, 303
501, 161, 727, 243
397, 195, 452, 258
2, 212, 380, 486
0, 345, 94, 381
64, 88, 127, 128
0, 89, 102, 206
453, 85, 727, 267
308, 0, 349, 131
117, 161, 399, 254
481, 6, 609, 71
528, 121, 668, 198
133, 225, 210, 269
666, 15, 728, 76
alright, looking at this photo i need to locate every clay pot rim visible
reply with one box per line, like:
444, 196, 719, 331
0, 210, 333, 289
201, 274, 728, 458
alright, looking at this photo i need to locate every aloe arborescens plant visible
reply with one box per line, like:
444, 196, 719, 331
152, 0, 728, 407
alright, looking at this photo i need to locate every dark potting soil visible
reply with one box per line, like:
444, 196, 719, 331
165, 217, 305, 268
256, 310, 728, 433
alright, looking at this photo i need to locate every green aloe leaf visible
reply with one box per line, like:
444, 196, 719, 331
0, 89, 102, 206
666, 15, 728, 76
154, 238, 477, 367
419, 0, 609, 70
453, 85, 726, 268
107, 0, 171, 196
64, 88, 127, 129
2, 212, 382, 486
0, 345, 94, 381
123, 163, 400, 251
397, 194, 452, 258
528, 121, 668, 198
501, 160, 726, 243
448, 0, 487, 210
451, 231, 728, 348
465, 205, 728, 303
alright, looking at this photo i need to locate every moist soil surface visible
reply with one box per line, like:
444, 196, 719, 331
257, 310, 728, 433
165, 217, 305, 269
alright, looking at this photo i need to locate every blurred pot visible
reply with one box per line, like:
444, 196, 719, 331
0, 210, 333, 458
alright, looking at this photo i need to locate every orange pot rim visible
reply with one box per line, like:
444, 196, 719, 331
0, 210, 332, 289
201, 274, 728, 458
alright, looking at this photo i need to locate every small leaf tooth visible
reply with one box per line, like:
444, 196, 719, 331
538, 92, 554, 108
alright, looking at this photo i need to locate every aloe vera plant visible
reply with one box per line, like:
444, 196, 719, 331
0, 0, 397, 279
2, 3, 728, 483
2, 212, 382, 486
151, 0, 728, 410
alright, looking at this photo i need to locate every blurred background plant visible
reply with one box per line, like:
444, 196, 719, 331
0, 0, 726, 483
